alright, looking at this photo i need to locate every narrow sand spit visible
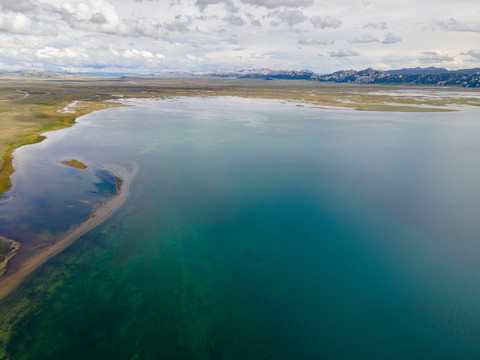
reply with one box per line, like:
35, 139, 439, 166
0, 162, 139, 301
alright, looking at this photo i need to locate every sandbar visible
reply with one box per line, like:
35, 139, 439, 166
0, 162, 139, 301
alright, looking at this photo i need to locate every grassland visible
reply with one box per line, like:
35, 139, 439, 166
60, 159, 88, 169
1, 75, 479, 197
0, 80, 126, 195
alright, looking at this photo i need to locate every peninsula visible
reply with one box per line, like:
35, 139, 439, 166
0, 163, 138, 300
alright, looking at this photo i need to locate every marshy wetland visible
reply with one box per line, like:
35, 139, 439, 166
1, 77, 480, 359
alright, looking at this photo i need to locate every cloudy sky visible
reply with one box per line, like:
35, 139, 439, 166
0, 0, 479, 74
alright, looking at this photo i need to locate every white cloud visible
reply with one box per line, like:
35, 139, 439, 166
432, 18, 480, 32
1, 0, 37, 13
350, 33, 401, 45
121, 49, 165, 62
381, 33, 401, 44
350, 34, 379, 44
0, 0, 479, 73
270, 9, 306, 27
0, 9, 32, 35
329, 49, 360, 57
122, 49, 151, 59
461, 50, 480, 59
240, 0, 313, 8
298, 39, 334, 45
309, 16, 341, 29
36, 46, 88, 59
166, 20, 190, 33
195, 0, 224, 10
224, 15, 246, 26
0, 6, 56, 35
60, 0, 167, 39
363, 22, 387, 30
419, 51, 455, 63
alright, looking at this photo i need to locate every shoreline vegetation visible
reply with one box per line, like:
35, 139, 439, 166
0, 163, 138, 301
0, 95, 125, 196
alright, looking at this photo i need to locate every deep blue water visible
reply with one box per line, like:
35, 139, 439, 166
1, 97, 480, 359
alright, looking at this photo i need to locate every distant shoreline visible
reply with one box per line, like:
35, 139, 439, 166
1, 79, 479, 199
0, 163, 139, 301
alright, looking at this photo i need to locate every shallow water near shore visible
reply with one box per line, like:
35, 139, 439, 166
1, 97, 480, 359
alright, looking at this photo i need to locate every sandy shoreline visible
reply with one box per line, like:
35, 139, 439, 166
0, 162, 139, 301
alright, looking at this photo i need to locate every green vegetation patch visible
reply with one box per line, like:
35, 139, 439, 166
61, 159, 88, 169
0, 82, 125, 197
114, 176, 122, 192
0, 241, 8, 258
354, 104, 457, 112
0, 238, 21, 276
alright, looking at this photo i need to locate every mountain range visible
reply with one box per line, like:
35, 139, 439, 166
2, 68, 480, 87
200, 67, 480, 87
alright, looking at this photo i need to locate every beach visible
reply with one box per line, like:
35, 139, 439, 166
0, 163, 138, 301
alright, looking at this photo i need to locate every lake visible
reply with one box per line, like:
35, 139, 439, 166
1, 97, 480, 359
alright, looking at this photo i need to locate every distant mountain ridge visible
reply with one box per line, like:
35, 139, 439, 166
200, 67, 480, 87
385, 67, 449, 75
2, 68, 480, 87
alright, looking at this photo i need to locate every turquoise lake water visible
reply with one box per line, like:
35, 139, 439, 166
1, 97, 480, 359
